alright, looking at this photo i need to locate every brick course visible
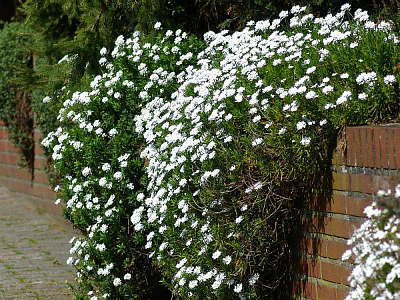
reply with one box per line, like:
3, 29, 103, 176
0, 127, 54, 202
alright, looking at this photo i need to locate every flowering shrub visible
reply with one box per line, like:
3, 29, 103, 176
42, 28, 203, 299
42, 4, 399, 299
343, 185, 400, 300
134, 6, 399, 299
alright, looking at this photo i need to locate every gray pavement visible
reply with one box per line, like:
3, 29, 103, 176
0, 184, 77, 299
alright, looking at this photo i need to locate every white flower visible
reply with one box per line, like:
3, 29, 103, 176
224, 136, 233, 143
99, 57, 107, 66
223, 256, 232, 265
212, 250, 221, 260
279, 10, 288, 18
82, 167, 91, 177
124, 273, 132, 280
341, 3, 351, 11
252, 138, 263, 146
300, 137, 311, 146
43, 96, 51, 103
189, 280, 198, 289
342, 250, 352, 261
249, 273, 260, 285
109, 128, 118, 137
100, 224, 108, 233
235, 216, 244, 224
66, 257, 74, 265
179, 278, 186, 286
350, 42, 358, 48
306, 66, 316, 74
99, 177, 107, 187
272, 59, 282, 66
296, 121, 307, 130
336, 96, 347, 105
358, 92, 368, 100
96, 243, 106, 252
322, 85, 334, 94
154, 22, 162, 30
176, 258, 187, 269
356, 72, 377, 86
234, 283, 243, 293
384, 75, 396, 85
252, 115, 261, 123
113, 171, 122, 181
225, 113, 233, 121
100, 47, 107, 55
102, 163, 111, 172
324, 103, 335, 110
113, 278, 121, 286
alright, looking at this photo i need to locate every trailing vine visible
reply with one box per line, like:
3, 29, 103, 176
0, 21, 35, 175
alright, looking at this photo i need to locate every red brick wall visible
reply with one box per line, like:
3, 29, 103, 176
0, 124, 56, 209
299, 125, 400, 300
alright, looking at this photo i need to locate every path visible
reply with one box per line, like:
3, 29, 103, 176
0, 184, 77, 299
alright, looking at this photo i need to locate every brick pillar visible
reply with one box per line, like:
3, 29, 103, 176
299, 125, 400, 300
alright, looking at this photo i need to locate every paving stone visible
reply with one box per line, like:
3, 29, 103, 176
0, 184, 77, 299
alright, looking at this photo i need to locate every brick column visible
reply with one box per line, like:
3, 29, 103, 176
299, 125, 400, 300
0, 124, 57, 215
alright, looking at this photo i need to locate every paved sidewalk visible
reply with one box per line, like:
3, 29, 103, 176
0, 184, 76, 299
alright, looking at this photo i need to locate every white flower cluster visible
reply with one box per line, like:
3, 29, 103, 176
41, 25, 199, 298
132, 4, 398, 297
42, 3, 399, 298
343, 185, 400, 300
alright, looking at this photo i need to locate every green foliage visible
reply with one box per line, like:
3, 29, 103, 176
166, 0, 399, 33
42, 29, 205, 299
19, 0, 400, 89
16, 0, 174, 166
0, 1, 397, 299
9, 0, 398, 175
20, 0, 171, 81
0, 21, 34, 170
43, 5, 399, 299
0, 0, 17, 24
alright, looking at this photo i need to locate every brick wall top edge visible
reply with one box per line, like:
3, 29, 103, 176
337, 125, 400, 169
348, 124, 400, 129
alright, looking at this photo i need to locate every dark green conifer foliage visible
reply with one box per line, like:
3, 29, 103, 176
20, 0, 171, 82
166, 0, 398, 34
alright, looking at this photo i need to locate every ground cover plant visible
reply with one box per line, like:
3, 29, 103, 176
42, 4, 399, 299
343, 185, 400, 299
